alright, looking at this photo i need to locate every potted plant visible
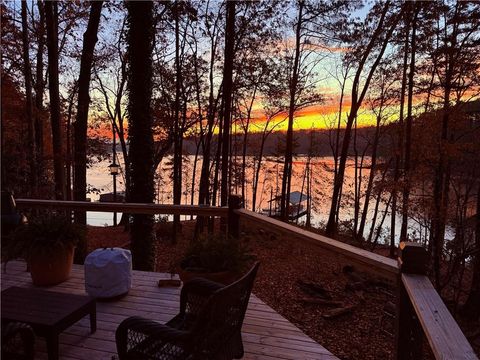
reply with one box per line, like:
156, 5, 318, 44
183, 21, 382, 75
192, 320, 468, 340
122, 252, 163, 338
177, 234, 254, 285
10, 213, 85, 286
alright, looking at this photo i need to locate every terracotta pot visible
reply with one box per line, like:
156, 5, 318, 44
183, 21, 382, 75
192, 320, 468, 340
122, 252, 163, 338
29, 245, 75, 286
178, 266, 239, 285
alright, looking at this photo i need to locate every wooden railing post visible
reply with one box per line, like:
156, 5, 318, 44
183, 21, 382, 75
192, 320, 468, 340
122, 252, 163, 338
228, 195, 243, 240
395, 242, 428, 360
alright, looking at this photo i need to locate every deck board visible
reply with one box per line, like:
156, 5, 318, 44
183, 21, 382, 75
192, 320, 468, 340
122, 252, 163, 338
1, 260, 337, 359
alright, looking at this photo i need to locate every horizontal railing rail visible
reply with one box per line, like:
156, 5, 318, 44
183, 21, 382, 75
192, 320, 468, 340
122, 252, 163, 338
235, 208, 400, 282
402, 273, 477, 359
15, 199, 229, 217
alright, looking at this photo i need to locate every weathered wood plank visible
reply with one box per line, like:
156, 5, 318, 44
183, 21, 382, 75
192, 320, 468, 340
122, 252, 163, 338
16, 198, 229, 217
1, 261, 337, 359
402, 274, 477, 360
236, 209, 399, 282
244, 341, 337, 360
3, 261, 278, 307
242, 332, 328, 353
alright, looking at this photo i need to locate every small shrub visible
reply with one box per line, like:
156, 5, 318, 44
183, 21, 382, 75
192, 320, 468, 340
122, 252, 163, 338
8, 213, 85, 261
181, 234, 253, 273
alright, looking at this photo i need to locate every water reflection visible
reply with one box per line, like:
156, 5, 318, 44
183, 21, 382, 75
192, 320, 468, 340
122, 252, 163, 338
87, 155, 425, 244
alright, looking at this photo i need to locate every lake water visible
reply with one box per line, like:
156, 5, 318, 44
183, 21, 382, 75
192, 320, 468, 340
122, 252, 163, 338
86, 155, 427, 244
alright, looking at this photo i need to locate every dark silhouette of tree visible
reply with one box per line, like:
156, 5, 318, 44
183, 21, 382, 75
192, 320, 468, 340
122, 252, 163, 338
1, 3, 24, 80
280, 0, 304, 220
73, 1, 103, 228
326, 1, 404, 237
45, 1, 66, 200
34, 1, 46, 186
173, 0, 183, 240
21, 0, 36, 194
430, 1, 480, 288
357, 62, 396, 242
93, 11, 131, 208
278, 0, 350, 220
220, 0, 236, 208
126, 0, 157, 271
400, 2, 419, 242
168, 0, 197, 241
251, 109, 287, 213
326, 57, 352, 227
197, 2, 223, 218
389, 6, 411, 257
232, 1, 284, 209
196, 1, 283, 228
72, 1, 103, 264
462, 183, 480, 319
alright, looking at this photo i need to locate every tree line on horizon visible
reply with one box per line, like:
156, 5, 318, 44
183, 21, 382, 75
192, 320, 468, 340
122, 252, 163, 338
1, 0, 479, 318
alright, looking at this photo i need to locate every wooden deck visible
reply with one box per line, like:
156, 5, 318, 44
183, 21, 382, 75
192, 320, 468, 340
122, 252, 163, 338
1, 260, 338, 360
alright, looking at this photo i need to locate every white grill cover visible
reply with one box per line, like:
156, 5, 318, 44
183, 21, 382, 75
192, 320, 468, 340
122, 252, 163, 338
84, 248, 132, 298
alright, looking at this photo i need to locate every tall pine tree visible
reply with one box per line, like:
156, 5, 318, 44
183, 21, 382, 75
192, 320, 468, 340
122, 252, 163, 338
126, 1, 156, 271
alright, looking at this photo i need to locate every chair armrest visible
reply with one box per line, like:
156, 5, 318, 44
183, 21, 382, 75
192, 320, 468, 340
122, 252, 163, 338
182, 277, 224, 296
180, 278, 224, 315
116, 316, 190, 359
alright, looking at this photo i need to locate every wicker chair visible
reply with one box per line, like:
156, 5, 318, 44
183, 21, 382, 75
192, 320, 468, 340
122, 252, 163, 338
116, 262, 260, 360
1, 322, 35, 360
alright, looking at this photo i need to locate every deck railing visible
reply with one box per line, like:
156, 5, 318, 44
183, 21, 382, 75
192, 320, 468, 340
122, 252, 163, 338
15, 198, 229, 217
14, 196, 477, 360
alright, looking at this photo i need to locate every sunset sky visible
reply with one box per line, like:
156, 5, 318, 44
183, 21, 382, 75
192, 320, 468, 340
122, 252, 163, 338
241, 99, 379, 134
89, 95, 394, 139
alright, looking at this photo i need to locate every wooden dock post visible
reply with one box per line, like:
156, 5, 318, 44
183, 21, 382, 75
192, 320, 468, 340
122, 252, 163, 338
228, 195, 243, 240
395, 242, 428, 360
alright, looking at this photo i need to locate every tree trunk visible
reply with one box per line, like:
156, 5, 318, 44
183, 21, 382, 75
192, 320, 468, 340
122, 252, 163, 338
390, 11, 410, 256
21, 0, 37, 195
306, 157, 312, 227
461, 183, 480, 319
367, 158, 392, 244
252, 133, 268, 213
126, 0, 156, 271
241, 88, 257, 205
195, 105, 215, 234
252, 119, 278, 213
190, 136, 202, 208
358, 115, 382, 239
333, 70, 348, 225
212, 113, 223, 208
190, 41, 205, 219
172, 2, 182, 242
45, 1, 65, 200
73, 1, 103, 228
280, 0, 303, 220
35, 0, 46, 184
220, 0, 236, 209
431, 3, 459, 287
400, 2, 418, 242
353, 117, 367, 239
196, 41, 222, 234
66, 86, 77, 202
373, 193, 393, 247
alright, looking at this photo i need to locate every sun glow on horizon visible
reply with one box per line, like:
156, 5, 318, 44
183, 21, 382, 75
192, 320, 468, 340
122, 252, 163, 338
231, 101, 381, 134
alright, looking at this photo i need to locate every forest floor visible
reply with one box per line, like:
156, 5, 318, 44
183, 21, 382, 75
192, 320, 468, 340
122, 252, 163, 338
88, 220, 479, 360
